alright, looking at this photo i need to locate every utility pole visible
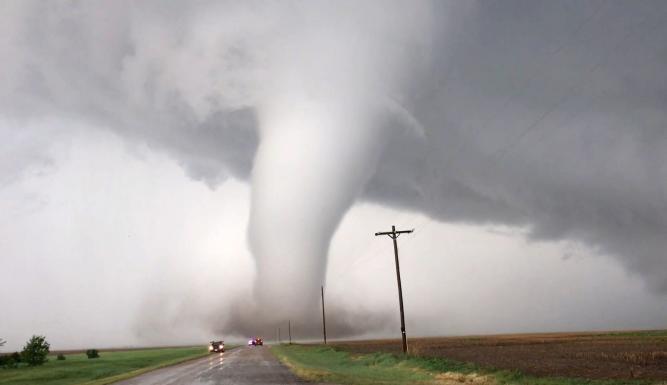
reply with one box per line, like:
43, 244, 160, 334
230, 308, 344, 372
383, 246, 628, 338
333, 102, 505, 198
278, 327, 281, 344
375, 225, 413, 354
321, 285, 327, 344
288, 320, 292, 345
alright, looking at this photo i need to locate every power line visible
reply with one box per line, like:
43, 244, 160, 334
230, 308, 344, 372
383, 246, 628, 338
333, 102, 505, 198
489, 6, 667, 164
328, 211, 410, 288
430, 3, 609, 179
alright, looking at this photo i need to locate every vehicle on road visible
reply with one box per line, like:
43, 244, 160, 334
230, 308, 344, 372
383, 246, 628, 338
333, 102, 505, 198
248, 337, 263, 346
209, 340, 224, 353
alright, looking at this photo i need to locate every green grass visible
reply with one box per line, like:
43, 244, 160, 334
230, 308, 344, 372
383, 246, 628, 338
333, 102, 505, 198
272, 345, 436, 384
271, 344, 662, 385
0, 346, 208, 385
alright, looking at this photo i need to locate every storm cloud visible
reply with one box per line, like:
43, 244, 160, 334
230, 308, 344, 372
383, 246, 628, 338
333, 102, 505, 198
1, 0, 666, 347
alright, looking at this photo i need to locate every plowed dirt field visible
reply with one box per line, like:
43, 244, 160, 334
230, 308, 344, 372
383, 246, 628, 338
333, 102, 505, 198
334, 331, 667, 381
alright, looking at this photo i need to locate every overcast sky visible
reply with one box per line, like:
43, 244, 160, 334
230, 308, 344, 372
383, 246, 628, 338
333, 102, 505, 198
1, 0, 667, 351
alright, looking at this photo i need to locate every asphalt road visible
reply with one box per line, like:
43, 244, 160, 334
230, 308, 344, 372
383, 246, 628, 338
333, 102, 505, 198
115, 346, 318, 385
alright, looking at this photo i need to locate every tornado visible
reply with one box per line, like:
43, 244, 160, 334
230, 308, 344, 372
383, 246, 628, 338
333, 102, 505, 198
248, 96, 386, 322
237, 1, 434, 327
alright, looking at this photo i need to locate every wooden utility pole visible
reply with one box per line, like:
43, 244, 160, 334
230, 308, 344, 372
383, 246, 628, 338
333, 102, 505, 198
288, 320, 292, 345
321, 285, 327, 344
375, 225, 413, 354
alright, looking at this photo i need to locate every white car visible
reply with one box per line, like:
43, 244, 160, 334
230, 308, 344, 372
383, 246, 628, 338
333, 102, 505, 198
208, 341, 224, 353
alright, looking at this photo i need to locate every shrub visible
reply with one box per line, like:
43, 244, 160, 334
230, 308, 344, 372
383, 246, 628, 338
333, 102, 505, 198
11, 352, 21, 364
57, 354, 66, 360
86, 349, 100, 359
0, 352, 22, 369
21, 336, 50, 366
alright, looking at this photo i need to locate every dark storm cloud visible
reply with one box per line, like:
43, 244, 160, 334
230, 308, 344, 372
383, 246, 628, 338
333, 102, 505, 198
1, 0, 260, 186
363, 0, 667, 291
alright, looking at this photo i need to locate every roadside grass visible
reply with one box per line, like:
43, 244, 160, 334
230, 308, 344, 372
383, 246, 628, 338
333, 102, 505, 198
271, 344, 663, 385
0, 346, 208, 385
272, 345, 435, 384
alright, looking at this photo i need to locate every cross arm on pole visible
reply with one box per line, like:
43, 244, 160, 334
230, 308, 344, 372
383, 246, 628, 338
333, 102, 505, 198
375, 229, 414, 238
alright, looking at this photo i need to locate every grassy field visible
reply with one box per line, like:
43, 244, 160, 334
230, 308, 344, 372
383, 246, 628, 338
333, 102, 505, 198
272, 344, 666, 385
0, 346, 208, 385
272, 344, 442, 385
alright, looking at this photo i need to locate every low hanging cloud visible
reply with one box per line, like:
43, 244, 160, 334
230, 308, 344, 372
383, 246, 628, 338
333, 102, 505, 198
1, 0, 666, 341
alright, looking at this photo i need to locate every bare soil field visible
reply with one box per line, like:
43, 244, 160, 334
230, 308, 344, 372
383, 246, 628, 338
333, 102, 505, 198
334, 330, 667, 381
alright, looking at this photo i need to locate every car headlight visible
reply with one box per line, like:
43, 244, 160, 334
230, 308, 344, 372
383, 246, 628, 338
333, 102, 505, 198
209, 346, 213, 350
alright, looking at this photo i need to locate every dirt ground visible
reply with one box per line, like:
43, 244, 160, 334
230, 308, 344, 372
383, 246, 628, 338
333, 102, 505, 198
334, 331, 667, 381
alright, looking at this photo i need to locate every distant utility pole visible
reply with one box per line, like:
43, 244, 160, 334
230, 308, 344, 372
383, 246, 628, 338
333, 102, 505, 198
321, 285, 327, 344
375, 225, 414, 354
288, 320, 292, 345
278, 327, 281, 344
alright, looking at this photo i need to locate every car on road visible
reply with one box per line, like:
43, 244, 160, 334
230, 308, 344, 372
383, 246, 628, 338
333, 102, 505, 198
247, 337, 263, 346
209, 340, 224, 353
